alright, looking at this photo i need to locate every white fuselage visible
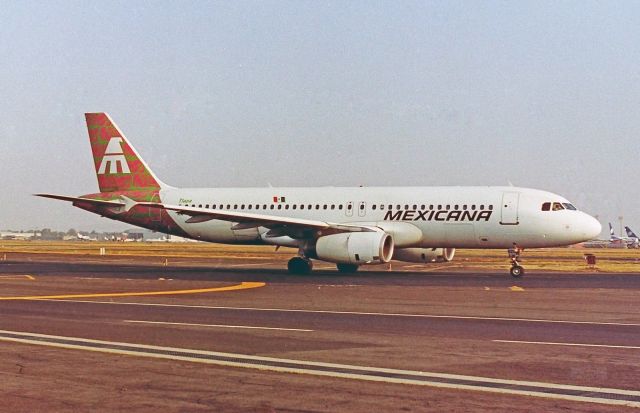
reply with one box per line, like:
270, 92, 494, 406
160, 186, 601, 249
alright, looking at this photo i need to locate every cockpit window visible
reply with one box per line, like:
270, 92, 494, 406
562, 203, 577, 211
541, 202, 551, 211
552, 202, 565, 211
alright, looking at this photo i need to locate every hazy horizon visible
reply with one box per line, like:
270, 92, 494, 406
2, 1, 639, 237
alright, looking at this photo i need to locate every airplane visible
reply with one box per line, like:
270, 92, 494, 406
37, 113, 602, 278
76, 233, 97, 242
624, 226, 640, 248
609, 223, 639, 248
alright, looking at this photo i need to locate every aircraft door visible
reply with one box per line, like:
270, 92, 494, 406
358, 201, 366, 217
500, 192, 520, 225
346, 201, 354, 217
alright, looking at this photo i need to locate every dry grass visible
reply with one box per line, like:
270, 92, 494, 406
0, 241, 638, 272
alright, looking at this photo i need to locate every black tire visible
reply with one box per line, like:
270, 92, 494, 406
510, 265, 524, 278
336, 263, 359, 273
288, 257, 312, 275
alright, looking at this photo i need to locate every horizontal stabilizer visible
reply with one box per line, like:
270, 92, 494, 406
35, 194, 125, 208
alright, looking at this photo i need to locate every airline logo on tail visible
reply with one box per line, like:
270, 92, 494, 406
98, 137, 131, 175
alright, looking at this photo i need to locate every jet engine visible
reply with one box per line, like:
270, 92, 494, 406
315, 231, 394, 264
393, 247, 455, 263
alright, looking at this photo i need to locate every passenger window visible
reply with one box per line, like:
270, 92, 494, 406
339, 205, 343, 210
269, 205, 274, 210
404, 205, 409, 210
463, 205, 467, 210
285, 205, 290, 210
323, 205, 327, 210
277, 205, 282, 210
300, 205, 305, 210
429, 205, 434, 210
542, 202, 551, 211
388, 205, 392, 210
488, 205, 493, 210
412, 204, 417, 210
347, 204, 352, 210
552, 202, 564, 211
234, 204, 238, 209
372, 205, 377, 210
226, 204, 231, 209
437, 205, 442, 210
212, 205, 216, 210
420, 205, 426, 210
454, 205, 459, 210
471, 205, 476, 210
480, 204, 484, 210
360, 204, 365, 210
248, 205, 252, 210
446, 205, 450, 210
241, 205, 245, 210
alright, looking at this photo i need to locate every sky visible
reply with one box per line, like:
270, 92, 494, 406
1, 1, 639, 235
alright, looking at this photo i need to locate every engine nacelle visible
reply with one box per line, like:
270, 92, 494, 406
315, 231, 394, 265
393, 247, 455, 263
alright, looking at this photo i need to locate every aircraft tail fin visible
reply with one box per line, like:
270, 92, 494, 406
609, 223, 615, 237
85, 113, 167, 193
625, 226, 638, 239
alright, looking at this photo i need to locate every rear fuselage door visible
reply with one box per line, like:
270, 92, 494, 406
500, 192, 520, 225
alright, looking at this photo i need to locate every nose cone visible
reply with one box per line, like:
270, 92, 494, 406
583, 214, 602, 240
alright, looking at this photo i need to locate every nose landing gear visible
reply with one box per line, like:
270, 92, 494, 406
508, 243, 524, 278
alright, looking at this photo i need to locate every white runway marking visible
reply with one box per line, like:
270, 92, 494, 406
494, 340, 640, 350
41, 300, 640, 327
124, 320, 313, 332
0, 329, 638, 408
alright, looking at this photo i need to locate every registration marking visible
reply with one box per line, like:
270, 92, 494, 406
124, 320, 313, 332
0, 282, 265, 300
0, 329, 638, 407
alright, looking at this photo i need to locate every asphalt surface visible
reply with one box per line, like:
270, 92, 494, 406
1, 258, 639, 412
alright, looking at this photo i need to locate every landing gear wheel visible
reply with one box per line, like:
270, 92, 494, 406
288, 257, 312, 274
507, 244, 525, 278
510, 265, 524, 278
336, 263, 359, 273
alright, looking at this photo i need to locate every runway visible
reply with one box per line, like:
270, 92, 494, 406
1, 259, 639, 412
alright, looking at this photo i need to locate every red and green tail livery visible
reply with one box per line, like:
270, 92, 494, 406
86, 113, 165, 193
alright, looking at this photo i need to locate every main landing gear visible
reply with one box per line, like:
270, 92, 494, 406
508, 244, 524, 278
288, 256, 313, 275
336, 263, 359, 273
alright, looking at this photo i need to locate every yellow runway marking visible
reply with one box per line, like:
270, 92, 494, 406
0, 282, 265, 300
0, 275, 35, 281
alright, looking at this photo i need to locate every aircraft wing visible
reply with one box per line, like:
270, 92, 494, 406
140, 202, 375, 235
35, 194, 126, 208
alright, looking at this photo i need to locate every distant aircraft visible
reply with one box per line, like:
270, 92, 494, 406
0, 231, 37, 240
37, 113, 601, 277
76, 233, 97, 242
609, 223, 639, 248
625, 226, 640, 248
